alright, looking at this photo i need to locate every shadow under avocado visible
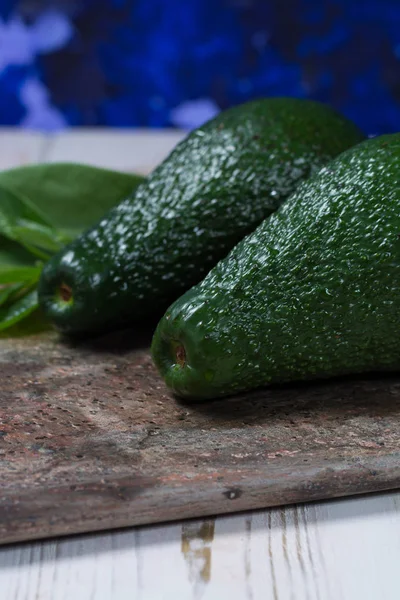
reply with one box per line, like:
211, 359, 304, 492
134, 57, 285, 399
59, 315, 160, 355
175, 370, 400, 426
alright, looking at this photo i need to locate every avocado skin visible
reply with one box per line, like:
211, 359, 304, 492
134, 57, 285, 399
152, 134, 400, 400
38, 98, 364, 335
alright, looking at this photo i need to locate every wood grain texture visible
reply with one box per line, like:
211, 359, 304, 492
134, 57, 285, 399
0, 493, 399, 600
1, 330, 400, 545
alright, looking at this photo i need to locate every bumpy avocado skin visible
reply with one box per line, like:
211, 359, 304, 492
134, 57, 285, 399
152, 134, 400, 400
38, 98, 364, 334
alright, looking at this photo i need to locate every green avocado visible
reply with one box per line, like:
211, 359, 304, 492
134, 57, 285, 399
38, 98, 364, 335
152, 134, 400, 400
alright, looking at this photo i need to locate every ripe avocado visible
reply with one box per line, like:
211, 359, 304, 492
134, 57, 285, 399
38, 98, 364, 334
152, 134, 400, 399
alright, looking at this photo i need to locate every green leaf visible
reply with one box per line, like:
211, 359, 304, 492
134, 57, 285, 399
21, 243, 52, 262
0, 307, 50, 338
0, 163, 145, 337
0, 235, 37, 267
13, 220, 63, 253
0, 163, 145, 239
0, 183, 61, 259
0, 265, 42, 284
0, 183, 55, 240
0, 282, 25, 307
0, 289, 38, 331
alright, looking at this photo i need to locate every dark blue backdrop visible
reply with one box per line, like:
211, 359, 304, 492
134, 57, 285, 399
0, 0, 399, 134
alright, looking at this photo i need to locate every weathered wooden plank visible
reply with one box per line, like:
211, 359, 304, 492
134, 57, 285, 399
1, 330, 400, 545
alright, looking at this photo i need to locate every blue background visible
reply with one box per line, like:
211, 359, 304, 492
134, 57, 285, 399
0, 0, 399, 134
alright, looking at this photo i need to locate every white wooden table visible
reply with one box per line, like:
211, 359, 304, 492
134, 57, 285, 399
0, 128, 399, 600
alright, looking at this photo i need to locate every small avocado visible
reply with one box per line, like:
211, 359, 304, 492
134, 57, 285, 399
38, 98, 364, 335
152, 134, 400, 400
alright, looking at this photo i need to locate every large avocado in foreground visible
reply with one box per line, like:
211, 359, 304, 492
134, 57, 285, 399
152, 134, 400, 400
38, 98, 364, 335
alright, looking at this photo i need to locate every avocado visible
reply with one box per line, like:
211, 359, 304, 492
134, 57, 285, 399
152, 134, 400, 400
38, 98, 364, 335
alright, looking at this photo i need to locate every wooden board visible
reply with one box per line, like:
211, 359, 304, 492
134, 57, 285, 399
1, 330, 400, 545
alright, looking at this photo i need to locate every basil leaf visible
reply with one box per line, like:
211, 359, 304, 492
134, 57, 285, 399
0, 183, 55, 240
0, 164, 145, 337
0, 289, 38, 331
0, 235, 37, 267
0, 307, 50, 338
21, 243, 52, 262
13, 221, 63, 253
0, 265, 42, 284
0, 163, 145, 239
0, 282, 25, 307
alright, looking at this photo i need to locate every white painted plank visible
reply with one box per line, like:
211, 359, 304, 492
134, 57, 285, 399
310, 493, 400, 600
135, 523, 194, 599
0, 129, 49, 169
48, 129, 187, 174
1, 492, 400, 600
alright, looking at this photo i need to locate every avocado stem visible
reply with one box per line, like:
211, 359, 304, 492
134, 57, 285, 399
175, 344, 186, 368
58, 283, 73, 303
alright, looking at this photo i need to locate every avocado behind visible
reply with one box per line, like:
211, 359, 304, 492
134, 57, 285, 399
39, 97, 364, 335
152, 134, 400, 400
